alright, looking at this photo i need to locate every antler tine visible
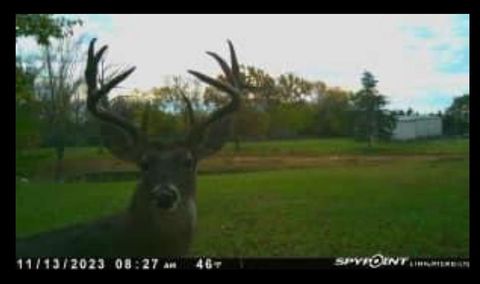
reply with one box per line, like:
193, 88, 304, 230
205, 51, 235, 85
85, 38, 140, 147
187, 40, 242, 145
187, 70, 240, 96
227, 39, 240, 86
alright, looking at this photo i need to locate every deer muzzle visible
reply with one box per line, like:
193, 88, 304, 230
151, 184, 180, 211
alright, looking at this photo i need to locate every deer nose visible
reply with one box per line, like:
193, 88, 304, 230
151, 184, 180, 211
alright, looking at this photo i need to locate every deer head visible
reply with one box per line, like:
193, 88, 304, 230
85, 38, 243, 255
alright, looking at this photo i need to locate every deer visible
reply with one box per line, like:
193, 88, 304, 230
16, 38, 244, 257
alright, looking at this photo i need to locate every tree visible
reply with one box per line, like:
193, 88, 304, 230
406, 107, 413, 116
311, 81, 327, 101
277, 73, 313, 104
268, 103, 316, 139
241, 65, 278, 110
233, 107, 270, 141
36, 37, 85, 182
16, 57, 42, 153
16, 15, 82, 179
443, 94, 469, 136
69, 87, 87, 146
313, 87, 352, 137
16, 14, 82, 46
377, 111, 397, 141
350, 71, 395, 147
16, 15, 82, 104
150, 76, 205, 140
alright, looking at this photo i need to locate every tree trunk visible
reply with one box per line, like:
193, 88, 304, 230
367, 107, 375, 148
97, 121, 106, 154
98, 137, 105, 154
54, 144, 65, 183
53, 125, 66, 183
234, 134, 241, 152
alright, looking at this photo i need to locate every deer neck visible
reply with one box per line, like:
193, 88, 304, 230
124, 182, 197, 256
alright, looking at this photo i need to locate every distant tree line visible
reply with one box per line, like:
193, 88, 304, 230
57, 69, 396, 150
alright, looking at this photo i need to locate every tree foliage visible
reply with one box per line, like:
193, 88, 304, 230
350, 71, 395, 146
35, 37, 85, 181
443, 94, 469, 136
314, 87, 352, 137
16, 14, 83, 178
16, 14, 82, 46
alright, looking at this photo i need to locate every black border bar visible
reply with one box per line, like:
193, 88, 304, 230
15, 257, 470, 270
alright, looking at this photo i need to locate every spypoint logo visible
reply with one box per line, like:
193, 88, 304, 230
334, 253, 409, 268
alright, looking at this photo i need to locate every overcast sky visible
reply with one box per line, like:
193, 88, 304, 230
17, 14, 469, 113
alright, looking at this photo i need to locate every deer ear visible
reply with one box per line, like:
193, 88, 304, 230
195, 115, 233, 159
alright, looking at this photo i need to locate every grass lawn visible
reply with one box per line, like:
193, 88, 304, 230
16, 156, 469, 257
19, 138, 470, 160
221, 137, 469, 156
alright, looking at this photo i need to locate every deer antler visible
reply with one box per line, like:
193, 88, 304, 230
85, 38, 140, 148
187, 40, 242, 147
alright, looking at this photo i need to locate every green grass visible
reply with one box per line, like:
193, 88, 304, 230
20, 138, 470, 161
16, 182, 135, 237
16, 157, 469, 257
221, 138, 469, 156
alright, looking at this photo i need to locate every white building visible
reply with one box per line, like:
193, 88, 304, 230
392, 115, 442, 140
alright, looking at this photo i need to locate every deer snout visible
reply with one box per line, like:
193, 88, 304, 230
151, 184, 180, 211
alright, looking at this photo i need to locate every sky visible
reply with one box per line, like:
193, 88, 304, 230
17, 14, 469, 113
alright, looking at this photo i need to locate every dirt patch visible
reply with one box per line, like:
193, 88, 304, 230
200, 154, 466, 174
33, 154, 467, 181
34, 159, 136, 181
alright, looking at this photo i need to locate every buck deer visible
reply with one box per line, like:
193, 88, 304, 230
16, 38, 243, 257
